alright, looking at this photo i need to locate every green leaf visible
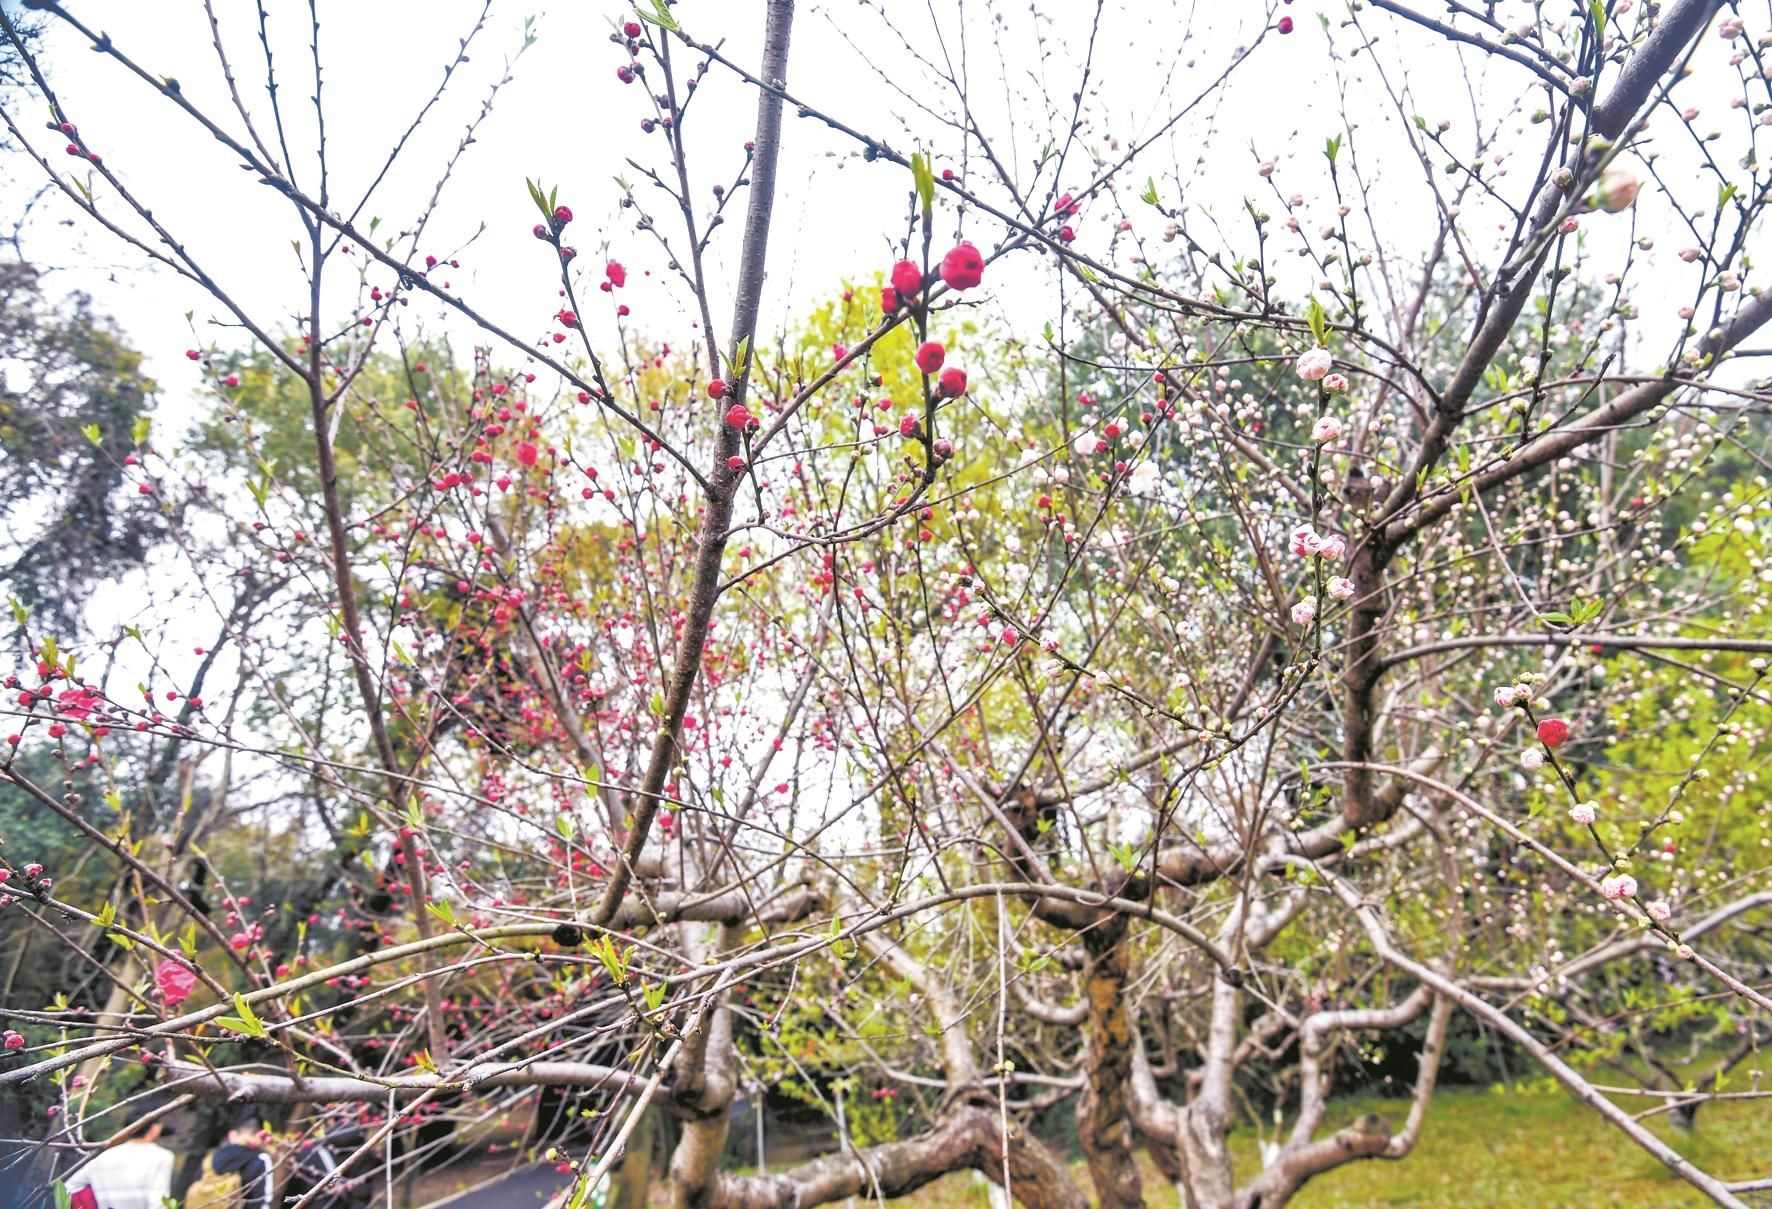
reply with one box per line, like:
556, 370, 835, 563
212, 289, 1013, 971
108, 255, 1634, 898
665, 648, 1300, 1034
106, 932, 134, 950
82, 423, 102, 445
526, 177, 554, 220
910, 151, 935, 219
1324, 134, 1343, 165
1140, 177, 1159, 206
636, 0, 680, 31
592, 936, 627, 985
216, 995, 267, 1038
648, 691, 665, 717
1541, 612, 1575, 626
1305, 295, 1329, 347
53, 1182, 72, 1209
556, 814, 577, 841
642, 982, 666, 1011
426, 900, 456, 927
1588, 0, 1606, 35
132, 415, 151, 445
95, 901, 116, 929
8, 598, 27, 627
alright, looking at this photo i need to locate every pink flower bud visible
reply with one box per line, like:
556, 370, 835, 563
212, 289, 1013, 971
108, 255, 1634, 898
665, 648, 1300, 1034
1295, 348, 1333, 381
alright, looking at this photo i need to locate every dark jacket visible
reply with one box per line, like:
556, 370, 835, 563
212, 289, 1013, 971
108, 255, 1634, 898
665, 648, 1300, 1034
207, 1143, 275, 1209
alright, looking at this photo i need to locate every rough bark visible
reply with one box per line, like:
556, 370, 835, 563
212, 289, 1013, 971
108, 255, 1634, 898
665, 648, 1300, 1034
703, 1097, 1087, 1209
1177, 976, 1242, 1209
1077, 915, 1144, 1209
1128, 1032, 1189, 1196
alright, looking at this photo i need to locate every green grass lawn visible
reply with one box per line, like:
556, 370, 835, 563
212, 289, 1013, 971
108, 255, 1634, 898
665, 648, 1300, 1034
880, 1086, 1771, 1209
1256, 1086, 1770, 1207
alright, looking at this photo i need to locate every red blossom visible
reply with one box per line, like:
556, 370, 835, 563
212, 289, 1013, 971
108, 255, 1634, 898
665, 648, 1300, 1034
1537, 718, 1570, 748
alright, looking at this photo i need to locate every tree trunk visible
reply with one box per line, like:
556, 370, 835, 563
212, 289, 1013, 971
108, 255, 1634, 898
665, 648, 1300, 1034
1077, 915, 1144, 1209
704, 1098, 1086, 1209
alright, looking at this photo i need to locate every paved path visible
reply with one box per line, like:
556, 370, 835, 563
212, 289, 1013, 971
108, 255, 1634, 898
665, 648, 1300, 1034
421, 1162, 569, 1209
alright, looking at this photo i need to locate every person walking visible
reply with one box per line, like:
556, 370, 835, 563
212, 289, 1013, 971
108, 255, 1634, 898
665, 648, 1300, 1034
64, 1102, 175, 1209
185, 1113, 276, 1209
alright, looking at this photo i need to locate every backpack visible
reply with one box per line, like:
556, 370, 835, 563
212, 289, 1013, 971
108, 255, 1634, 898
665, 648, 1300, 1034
185, 1153, 244, 1209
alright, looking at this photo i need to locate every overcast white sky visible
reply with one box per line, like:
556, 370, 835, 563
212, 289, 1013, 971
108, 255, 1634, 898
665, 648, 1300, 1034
0, 1, 1574, 389
8, 2, 1744, 392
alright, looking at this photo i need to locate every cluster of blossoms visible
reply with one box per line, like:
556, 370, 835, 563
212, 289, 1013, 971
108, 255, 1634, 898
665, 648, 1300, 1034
1492, 682, 1532, 710
870, 245, 984, 467
882, 242, 984, 314
1288, 524, 1346, 560
1296, 348, 1352, 446
0, 863, 49, 910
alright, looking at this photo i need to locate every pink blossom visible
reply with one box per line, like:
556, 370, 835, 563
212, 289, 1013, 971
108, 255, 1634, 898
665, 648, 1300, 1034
1311, 415, 1344, 444
1645, 900, 1672, 923
1326, 576, 1355, 601
1592, 168, 1640, 214
1493, 685, 1521, 709
1521, 749, 1545, 771
1569, 802, 1596, 825
1290, 596, 1318, 626
56, 688, 102, 721
1295, 348, 1333, 382
1322, 373, 1350, 394
1318, 533, 1346, 560
1600, 872, 1638, 901
155, 960, 197, 1006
